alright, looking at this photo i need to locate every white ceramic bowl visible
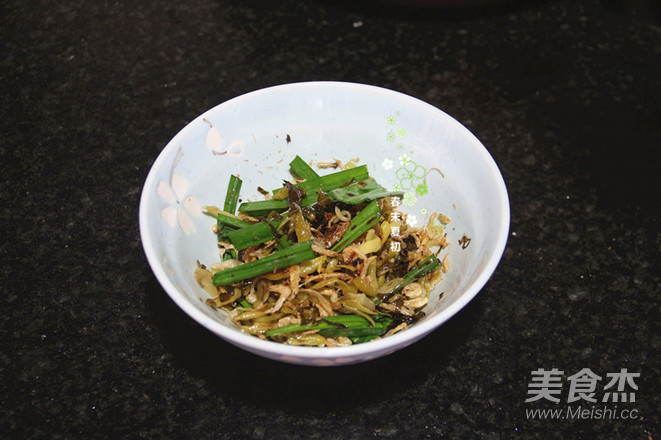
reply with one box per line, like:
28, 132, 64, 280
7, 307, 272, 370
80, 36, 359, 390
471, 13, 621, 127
139, 82, 509, 366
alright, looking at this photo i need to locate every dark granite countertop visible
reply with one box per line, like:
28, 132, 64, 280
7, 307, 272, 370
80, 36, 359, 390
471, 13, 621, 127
2, 0, 659, 438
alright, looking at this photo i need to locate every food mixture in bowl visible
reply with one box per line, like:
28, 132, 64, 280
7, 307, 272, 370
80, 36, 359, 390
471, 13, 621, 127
194, 156, 451, 346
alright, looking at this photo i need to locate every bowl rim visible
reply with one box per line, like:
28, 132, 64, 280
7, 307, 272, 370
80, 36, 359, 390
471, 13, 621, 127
139, 80, 510, 363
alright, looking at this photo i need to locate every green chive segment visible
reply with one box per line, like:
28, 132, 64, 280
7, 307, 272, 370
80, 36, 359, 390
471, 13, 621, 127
328, 178, 404, 204
223, 175, 242, 214
264, 314, 393, 343
238, 196, 317, 217
216, 211, 251, 232
296, 165, 369, 194
270, 164, 369, 194
331, 199, 381, 252
387, 254, 442, 295
289, 155, 319, 180
224, 220, 278, 250
212, 240, 316, 285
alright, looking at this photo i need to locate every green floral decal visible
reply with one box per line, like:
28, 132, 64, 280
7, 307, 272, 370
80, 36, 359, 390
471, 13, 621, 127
416, 183, 429, 196
383, 113, 438, 222
395, 153, 427, 194
402, 192, 417, 206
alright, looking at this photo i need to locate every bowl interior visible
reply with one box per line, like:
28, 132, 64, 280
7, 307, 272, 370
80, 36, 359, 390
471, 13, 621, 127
140, 82, 509, 365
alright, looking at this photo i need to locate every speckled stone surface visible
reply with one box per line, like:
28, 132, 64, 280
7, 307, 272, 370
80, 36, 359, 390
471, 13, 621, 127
1, 0, 660, 438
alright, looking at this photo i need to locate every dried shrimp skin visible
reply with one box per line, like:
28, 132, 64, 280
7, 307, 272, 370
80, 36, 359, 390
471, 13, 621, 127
195, 157, 451, 346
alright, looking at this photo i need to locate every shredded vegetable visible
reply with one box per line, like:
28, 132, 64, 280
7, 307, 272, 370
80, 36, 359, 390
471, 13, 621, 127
195, 157, 451, 346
